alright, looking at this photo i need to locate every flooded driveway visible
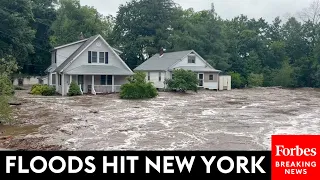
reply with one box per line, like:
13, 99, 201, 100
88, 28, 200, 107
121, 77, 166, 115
1, 87, 320, 150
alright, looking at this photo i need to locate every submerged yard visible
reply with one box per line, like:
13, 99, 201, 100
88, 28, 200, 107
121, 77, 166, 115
1, 87, 319, 150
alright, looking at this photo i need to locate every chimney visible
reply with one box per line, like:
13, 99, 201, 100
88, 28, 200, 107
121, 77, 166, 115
159, 47, 166, 57
79, 32, 84, 40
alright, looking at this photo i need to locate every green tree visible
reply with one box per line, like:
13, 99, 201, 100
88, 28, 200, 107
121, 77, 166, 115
113, 0, 180, 68
50, 0, 113, 47
0, 0, 35, 66
165, 69, 198, 92
26, 0, 57, 75
0, 56, 18, 123
273, 59, 294, 87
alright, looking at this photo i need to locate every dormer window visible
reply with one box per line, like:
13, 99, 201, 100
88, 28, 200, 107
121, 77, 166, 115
188, 54, 196, 63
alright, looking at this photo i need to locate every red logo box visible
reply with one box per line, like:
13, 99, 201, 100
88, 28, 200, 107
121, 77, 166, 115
271, 135, 320, 180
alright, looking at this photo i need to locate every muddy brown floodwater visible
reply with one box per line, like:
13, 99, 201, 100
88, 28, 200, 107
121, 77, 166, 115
0, 87, 319, 151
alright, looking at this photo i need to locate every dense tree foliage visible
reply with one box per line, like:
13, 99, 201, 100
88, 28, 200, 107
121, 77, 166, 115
1, 0, 320, 88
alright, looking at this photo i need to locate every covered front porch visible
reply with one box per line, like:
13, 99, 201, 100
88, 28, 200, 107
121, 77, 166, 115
74, 74, 127, 94
56, 74, 128, 95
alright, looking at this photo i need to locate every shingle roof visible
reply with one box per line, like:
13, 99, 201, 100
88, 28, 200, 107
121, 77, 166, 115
171, 66, 221, 72
54, 35, 100, 73
65, 65, 134, 75
45, 64, 57, 73
134, 50, 193, 71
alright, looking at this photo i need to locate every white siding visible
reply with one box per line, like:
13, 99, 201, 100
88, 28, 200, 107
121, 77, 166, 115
204, 82, 218, 90
172, 54, 207, 68
144, 71, 165, 89
55, 43, 83, 67
64, 38, 129, 72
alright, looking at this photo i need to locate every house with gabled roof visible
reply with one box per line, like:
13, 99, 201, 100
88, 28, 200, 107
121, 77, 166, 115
134, 49, 222, 90
45, 34, 133, 96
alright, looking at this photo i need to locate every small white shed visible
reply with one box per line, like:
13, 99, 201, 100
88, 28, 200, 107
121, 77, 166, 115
219, 75, 231, 91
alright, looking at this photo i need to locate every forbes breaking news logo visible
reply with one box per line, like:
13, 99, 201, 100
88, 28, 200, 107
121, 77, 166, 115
272, 135, 320, 180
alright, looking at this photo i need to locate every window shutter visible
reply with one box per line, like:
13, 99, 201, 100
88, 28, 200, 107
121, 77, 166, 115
88, 51, 92, 63
105, 52, 108, 64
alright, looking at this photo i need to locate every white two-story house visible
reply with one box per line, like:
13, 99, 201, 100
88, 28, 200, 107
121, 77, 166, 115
134, 49, 221, 90
45, 34, 133, 96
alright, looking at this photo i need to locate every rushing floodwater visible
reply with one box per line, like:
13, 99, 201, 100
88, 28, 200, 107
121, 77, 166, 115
7, 87, 320, 150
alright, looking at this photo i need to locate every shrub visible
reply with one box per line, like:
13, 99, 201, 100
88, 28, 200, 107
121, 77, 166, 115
120, 72, 158, 99
247, 73, 264, 87
229, 71, 245, 88
30, 84, 56, 96
165, 69, 198, 92
273, 61, 294, 87
0, 75, 14, 96
67, 81, 82, 96
0, 95, 12, 123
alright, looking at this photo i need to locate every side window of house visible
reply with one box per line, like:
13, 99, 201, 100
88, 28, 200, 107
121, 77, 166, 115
159, 72, 162, 81
188, 55, 196, 63
148, 72, 150, 81
52, 74, 56, 85
209, 74, 214, 81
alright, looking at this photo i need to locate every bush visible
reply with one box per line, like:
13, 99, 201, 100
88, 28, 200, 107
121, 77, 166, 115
67, 81, 82, 96
0, 75, 14, 95
247, 73, 264, 87
229, 71, 245, 88
30, 84, 56, 96
165, 69, 198, 92
273, 61, 294, 87
120, 72, 158, 99
0, 95, 12, 123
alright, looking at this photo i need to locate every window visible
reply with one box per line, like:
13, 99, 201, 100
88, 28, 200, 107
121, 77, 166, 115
89, 51, 108, 64
148, 72, 150, 81
92, 51, 98, 63
159, 72, 162, 81
188, 55, 196, 63
172, 73, 174, 79
105, 52, 109, 64
209, 74, 214, 81
101, 75, 106, 85
107, 75, 112, 85
59, 74, 62, 85
99, 52, 105, 63
52, 74, 56, 85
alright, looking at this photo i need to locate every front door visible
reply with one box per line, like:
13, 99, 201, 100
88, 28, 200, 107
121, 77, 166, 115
198, 73, 204, 87
78, 75, 84, 90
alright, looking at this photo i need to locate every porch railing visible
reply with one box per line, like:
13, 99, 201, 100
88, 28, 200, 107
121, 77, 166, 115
94, 85, 122, 93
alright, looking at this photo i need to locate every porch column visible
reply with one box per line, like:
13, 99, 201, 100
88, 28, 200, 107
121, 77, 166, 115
112, 75, 115, 92
55, 73, 58, 93
62, 73, 65, 96
92, 75, 95, 95
69, 75, 72, 84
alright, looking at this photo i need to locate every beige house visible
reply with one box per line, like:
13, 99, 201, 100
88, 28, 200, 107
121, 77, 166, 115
134, 49, 221, 90
45, 34, 133, 96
